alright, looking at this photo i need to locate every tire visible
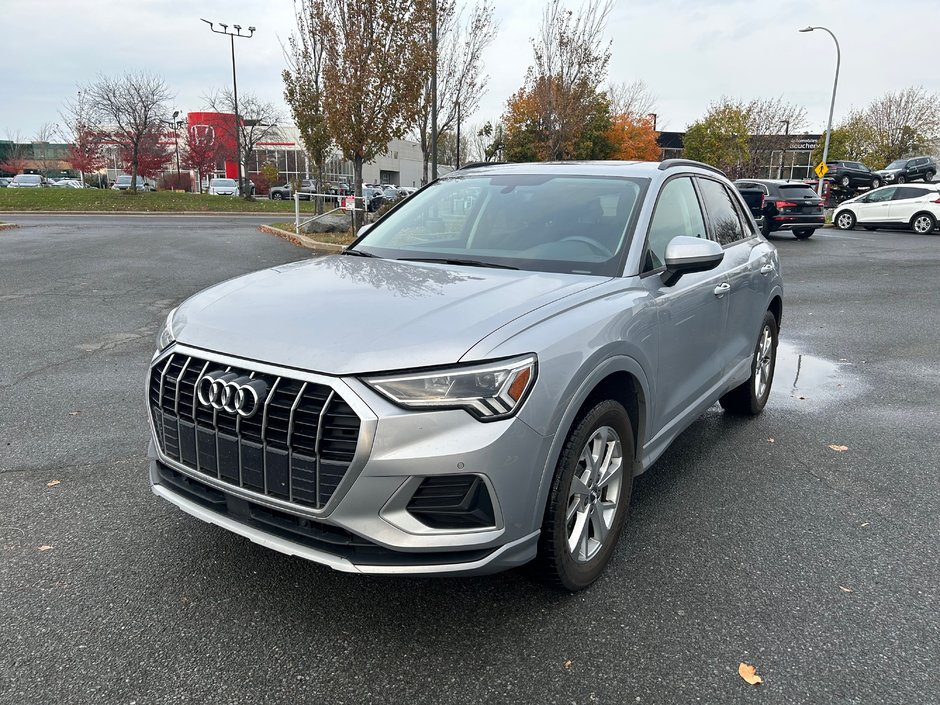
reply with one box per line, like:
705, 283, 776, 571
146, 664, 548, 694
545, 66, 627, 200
897, 174, 907, 184
840, 175, 850, 188
925, 171, 935, 183
535, 399, 634, 592
835, 210, 856, 230
719, 311, 778, 416
871, 178, 881, 189
910, 212, 936, 234
793, 229, 814, 239
272, 192, 284, 200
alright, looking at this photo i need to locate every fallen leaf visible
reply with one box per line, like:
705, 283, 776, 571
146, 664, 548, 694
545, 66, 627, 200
46, 480, 61, 487
38, 545, 53, 552
563, 660, 572, 669
767, 437, 775, 444
798, 395, 806, 400
839, 586, 853, 593
68, 411, 81, 416
828, 444, 849, 452
860, 522, 870, 528
738, 662, 763, 685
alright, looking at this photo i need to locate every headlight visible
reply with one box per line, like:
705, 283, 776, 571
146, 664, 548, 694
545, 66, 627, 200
363, 354, 537, 421
155, 307, 178, 351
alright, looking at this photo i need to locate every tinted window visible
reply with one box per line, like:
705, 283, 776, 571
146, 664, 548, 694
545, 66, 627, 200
356, 174, 646, 276
698, 178, 747, 245
777, 184, 819, 199
13, 174, 41, 184
893, 187, 930, 200
212, 179, 236, 187
886, 160, 907, 169
866, 187, 896, 203
643, 177, 706, 272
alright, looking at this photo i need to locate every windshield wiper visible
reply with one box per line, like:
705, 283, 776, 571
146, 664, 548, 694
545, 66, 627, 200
397, 257, 518, 270
341, 249, 379, 258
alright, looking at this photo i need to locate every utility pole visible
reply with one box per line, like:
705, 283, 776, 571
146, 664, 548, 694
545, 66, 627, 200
430, 0, 438, 181
779, 119, 790, 180
202, 19, 255, 197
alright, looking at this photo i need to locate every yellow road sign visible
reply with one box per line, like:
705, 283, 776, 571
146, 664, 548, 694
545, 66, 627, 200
815, 162, 829, 179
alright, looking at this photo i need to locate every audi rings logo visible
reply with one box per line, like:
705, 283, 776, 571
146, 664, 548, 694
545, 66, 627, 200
197, 370, 269, 418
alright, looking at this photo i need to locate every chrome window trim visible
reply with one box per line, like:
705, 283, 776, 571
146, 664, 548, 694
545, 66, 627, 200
147, 343, 378, 521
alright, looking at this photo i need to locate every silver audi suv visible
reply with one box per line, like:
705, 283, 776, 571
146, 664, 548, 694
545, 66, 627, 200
148, 160, 783, 590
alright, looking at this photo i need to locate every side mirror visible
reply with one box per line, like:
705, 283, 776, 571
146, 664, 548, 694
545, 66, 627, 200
661, 236, 724, 287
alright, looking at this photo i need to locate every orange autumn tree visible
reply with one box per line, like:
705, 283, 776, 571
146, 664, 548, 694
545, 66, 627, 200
606, 112, 660, 160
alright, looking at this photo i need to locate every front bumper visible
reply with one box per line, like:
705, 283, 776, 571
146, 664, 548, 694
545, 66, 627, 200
148, 345, 551, 575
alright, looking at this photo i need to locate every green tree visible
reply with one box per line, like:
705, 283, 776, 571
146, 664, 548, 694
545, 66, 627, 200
683, 101, 750, 179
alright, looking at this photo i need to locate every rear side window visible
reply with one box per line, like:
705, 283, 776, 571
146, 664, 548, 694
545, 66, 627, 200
643, 177, 706, 272
777, 184, 819, 199
893, 187, 931, 200
697, 178, 748, 246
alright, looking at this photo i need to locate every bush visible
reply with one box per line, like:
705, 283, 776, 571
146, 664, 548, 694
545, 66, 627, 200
158, 172, 193, 192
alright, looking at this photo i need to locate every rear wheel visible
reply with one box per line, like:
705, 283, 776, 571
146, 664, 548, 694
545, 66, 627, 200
719, 311, 778, 416
840, 175, 851, 188
835, 210, 856, 230
871, 178, 882, 188
272, 192, 284, 200
794, 229, 814, 240
536, 400, 634, 592
897, 174, 907, 184
911, 212, 936, 234
925, 171, 935, 183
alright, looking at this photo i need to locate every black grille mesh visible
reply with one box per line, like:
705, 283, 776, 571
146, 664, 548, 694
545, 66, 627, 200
149, 352, 361, 509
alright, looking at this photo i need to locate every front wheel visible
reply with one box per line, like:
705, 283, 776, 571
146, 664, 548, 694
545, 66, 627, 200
719, 311, 778, 415
871, 178, 882, 188
835, 210, 856, 230
794, 229, 815, 240
897, 174, 907, 184
840, 175, 851, 188
536, 400, 634, 592
272, 192, 284, 200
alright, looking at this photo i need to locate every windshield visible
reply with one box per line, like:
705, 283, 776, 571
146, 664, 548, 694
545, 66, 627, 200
212, 179, 236, 187
352, 174, 647, 276
886, 160, 907, 169
14, 175, 41, 184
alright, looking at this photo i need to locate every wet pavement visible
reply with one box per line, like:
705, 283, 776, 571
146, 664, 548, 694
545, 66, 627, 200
0, 217, 938, 705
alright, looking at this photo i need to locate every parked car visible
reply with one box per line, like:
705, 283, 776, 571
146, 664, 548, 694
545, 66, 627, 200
832, 183, 940, 234
269, 179, 317, 200
51, 179, 84, 189
0, 177, 12, 187
734, 179, 824, 239
825, 160, 882, 189
7, 174, 47, 188
363, 186, 385, 212
148, 158, 783, 591
875, 156, 937, 184
112, 175, 152, 192
209, 178, 239, 196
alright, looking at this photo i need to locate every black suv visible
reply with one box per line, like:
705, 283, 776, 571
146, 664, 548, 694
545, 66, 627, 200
825, 161, 882, 189
876, 156, 937, 184
734, 179, 824, 240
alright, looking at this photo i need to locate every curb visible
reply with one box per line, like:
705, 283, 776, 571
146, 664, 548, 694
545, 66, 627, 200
0, 223, 18, 231
258, 224, 347, 253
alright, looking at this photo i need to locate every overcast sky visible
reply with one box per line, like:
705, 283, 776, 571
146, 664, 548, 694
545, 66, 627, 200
2, 0, 938, 141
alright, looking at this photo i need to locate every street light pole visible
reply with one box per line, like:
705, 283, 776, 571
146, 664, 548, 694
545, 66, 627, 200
202, 19, 255, 198
171, 110, 182, 188
779, 119, 790, 180
800, 25, 840, 197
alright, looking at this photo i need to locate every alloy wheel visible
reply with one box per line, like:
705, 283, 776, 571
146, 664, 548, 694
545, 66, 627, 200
913, 215, 934, 234
565, 426, 623, 563
753, 324, 775, 399
836, 212, 854, 230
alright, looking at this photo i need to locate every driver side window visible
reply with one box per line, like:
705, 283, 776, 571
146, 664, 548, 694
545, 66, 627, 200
643, 177, 706, 272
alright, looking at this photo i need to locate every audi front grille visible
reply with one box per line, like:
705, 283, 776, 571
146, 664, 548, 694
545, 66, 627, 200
149, 352, 362, 510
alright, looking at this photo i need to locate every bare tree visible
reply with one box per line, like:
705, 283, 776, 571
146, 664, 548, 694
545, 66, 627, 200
60, 89, 107, 185
32, 123, 59, 177
204, 90, 283, 194
414, 0, 497, 183
466, 121, 503, 163
607, 79, 656, 120
283, 0, 333, 212
854, 87, 940, 166
86, 71, 174, 193
743, 97, 807, 178
312, 0, 432, 229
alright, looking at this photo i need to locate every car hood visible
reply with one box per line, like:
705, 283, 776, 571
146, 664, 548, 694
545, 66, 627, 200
173, 255, 609, 375
876, 168, 900, 174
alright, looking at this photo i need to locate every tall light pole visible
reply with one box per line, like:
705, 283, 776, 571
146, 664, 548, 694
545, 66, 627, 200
779, 118, 790, 180
202, 19, 255, 197
430, 1, 438, 181
800, 25, 840, 196
171, 110, 183, 188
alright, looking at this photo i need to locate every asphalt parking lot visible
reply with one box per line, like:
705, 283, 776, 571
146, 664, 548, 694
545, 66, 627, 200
1, 215, 937, 704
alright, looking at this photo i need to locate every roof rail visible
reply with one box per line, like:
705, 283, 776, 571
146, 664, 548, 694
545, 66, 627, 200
657, 159, 726, 177
457, 161, 505, 171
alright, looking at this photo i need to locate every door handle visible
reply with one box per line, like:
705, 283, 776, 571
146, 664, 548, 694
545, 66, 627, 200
760, 263, 775, 275
714, 282, 731, 297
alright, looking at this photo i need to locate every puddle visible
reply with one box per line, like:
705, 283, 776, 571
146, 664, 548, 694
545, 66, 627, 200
770, 342, 858, 407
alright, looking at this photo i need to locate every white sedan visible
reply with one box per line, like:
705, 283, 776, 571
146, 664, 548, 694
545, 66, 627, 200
208, 178, 239, 196
834, 184, 940, 234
